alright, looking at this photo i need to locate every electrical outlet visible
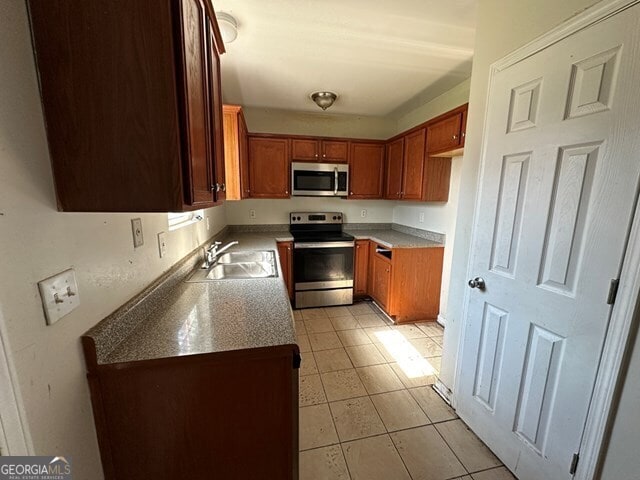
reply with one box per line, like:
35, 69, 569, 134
360, 209, 367, 218
419, 212, 425, 223
38, 269, 80, 325
158, 232, 167, 258
250, 209, 256, 219
131, 218, 144, 248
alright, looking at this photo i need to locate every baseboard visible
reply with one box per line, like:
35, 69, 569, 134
436, 314, 446, 327
433, 378, 454, 407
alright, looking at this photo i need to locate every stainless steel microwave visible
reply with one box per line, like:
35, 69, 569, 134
291, 162, 349, 197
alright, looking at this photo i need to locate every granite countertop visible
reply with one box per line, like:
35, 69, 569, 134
91, 233, 297, 365
344, 228, 444, 249
86, 226, 441, 366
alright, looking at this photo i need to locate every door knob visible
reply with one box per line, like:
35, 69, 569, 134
468, 277, 486, 290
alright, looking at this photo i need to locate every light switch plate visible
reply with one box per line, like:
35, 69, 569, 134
419, 212, 425, 223
131, 218, 144, 248
38, 268, 80, 325
158, 231, 167, 258
360, 209, 367, 218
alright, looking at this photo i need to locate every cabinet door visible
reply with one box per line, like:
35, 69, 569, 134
277, 242, 294, 301
179, 0, 214, 206
370, 252, 391, 310
426, 112, 463, 153
401, 128, 426, 200
248, 137, 290, 198
206, 17, 225, 203
384, 138, 404, 199
291, 138, 319, 161
348, 143, 385, 199
321, 140, 349, 163
354, 240, 370, 296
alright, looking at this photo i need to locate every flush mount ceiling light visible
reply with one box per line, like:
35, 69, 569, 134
311, 91, 338, 111
216, 12, 238, 44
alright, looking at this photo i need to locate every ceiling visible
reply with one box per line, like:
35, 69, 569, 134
214, 0, 477, 117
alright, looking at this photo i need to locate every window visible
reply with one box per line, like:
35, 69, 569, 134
167, 210, 204, 231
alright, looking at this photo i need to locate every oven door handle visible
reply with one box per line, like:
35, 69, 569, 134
334, 167, 338, 195
294, 242, 355, 249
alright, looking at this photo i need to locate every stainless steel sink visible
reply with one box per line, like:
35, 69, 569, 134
216, 250, 274, 264
207, 262, 275, 280
187, 250, 277, 282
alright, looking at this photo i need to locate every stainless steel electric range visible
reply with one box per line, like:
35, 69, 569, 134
290, 212, 355, 308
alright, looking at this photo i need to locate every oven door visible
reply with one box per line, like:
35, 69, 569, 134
293, 241, 354, 290
291, 162, 348, 196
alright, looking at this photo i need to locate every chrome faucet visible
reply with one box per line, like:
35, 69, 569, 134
201, 240, 239, 269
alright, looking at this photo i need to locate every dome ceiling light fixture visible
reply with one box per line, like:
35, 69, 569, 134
216, 12, 238, 44
311, 91, 338, 111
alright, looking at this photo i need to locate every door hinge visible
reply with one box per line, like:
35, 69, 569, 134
607, 279, 620, 305
570, 453, 580, 475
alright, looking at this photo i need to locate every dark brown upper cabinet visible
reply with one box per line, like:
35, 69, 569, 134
348, 142, 385, 199
222, 105, 250, 200
427, 107, 467, 156
290, 138, 349, 163
248, 136, 290, 198
384, 129, 428, 201
27, 0, 226, 212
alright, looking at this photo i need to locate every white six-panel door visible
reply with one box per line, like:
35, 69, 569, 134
457, 5, 640, 480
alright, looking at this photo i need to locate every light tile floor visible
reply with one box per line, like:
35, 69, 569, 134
295, 301, 516, 480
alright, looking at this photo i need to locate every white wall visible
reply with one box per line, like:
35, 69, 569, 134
438, 0, 600, 397
243, 107, 396, 139
0, 2, 227, 478
393, 78, 471, 133
226, 198, 394, 225
600, 320, 640, 479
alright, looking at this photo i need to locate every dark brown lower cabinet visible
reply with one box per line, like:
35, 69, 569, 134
277, 241, 294, 301
354, 240, 370, 297
82, 343, 299, 480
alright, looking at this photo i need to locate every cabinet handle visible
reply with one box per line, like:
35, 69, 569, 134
315, 154, 318, 158
211, 184, 220, 192
350, 191, 354, 195
452, 134, 458, 140
221, 183, 226, 192
462, 132, 466, 138
322, 154, 326, 158
285, 190, 289, 194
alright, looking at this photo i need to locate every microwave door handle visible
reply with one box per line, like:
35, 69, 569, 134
334, 167, 338, 195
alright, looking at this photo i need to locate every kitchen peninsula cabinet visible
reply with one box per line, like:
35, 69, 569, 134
277, 241, 294, 300
348, 143, 385, 199
291, 138, 349, 162
28, 0, 226, 212
248, 136, 290, 198
83, 343, 299, 480
367, 242, 444, 322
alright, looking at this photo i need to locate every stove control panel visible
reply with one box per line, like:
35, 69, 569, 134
290, 212, 343, 224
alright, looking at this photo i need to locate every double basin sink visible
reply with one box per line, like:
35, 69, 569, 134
187, 250, 278, 282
